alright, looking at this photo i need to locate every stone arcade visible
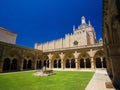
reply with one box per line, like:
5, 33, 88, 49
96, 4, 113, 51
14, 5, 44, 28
0, 17, 106, 73
103, 0, 120, 89
35, 16, 106, 70
0, 0, 120, 89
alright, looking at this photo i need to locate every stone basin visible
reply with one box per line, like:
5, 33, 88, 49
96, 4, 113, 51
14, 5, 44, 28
33, 70, 53, 76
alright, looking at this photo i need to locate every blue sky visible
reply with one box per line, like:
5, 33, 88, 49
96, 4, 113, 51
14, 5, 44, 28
0, 0, 102, 48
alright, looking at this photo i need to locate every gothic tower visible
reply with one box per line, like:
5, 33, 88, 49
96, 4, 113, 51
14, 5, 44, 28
35, 16, 97, 50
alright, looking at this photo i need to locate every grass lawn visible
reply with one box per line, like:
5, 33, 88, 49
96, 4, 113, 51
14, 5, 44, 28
0, 71, 94, 90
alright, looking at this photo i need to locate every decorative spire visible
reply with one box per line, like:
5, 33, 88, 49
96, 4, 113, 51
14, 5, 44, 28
73, 25, 75, 31
81, 16, 86, 24
88, 20, 91, 26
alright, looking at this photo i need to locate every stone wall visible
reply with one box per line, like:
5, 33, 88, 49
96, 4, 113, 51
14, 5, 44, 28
0, 41, 43, 72
35, 17, 97, 51
103, 0, 120, 89
0, 27, 17, 44
46, 46, 105, 70
0, 41, 106, 73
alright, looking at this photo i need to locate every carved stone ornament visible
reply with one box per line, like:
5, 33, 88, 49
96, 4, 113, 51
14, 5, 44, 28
73, 40, 78, 45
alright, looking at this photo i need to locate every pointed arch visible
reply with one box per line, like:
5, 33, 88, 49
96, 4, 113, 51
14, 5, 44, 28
94, 50, 105, 58
94, 50, 106, 69
3, 58, 11, 72
95, 57, 102, 68
71, 59, 75, 68
80, 58, 84, 68
23, 59, 27, 70
58, 59, 61, 68
86, 58, 91, 68
11, 59, 17, 71
54, 59, 57, 68
27, 60, 32, 69
66, 59, 70, 68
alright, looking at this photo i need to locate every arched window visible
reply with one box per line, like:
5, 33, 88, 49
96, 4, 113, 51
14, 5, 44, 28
71, 59, 75, 68
58, 59, 61, 68
27, 60, 32, 69
54, 60, 57, 68
66, 59, 70, 68
86, 58, 91, 68
80, 58, 84, 68
11, 59, 17, 71
3, 58, 11, 72
95, 58, 102, 68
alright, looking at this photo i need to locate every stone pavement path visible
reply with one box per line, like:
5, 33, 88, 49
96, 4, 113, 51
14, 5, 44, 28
85, 69, 115, 90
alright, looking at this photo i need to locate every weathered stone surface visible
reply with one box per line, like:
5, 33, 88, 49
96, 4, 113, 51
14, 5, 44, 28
103, 0, 120, 89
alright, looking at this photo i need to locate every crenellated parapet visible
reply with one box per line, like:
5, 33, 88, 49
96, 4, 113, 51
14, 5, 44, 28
35, 16, 98, 51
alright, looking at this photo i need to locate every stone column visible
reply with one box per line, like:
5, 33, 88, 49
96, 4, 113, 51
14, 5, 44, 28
33, 58, 37, 70
49, 60, 52, 69
75, 58, 79, 70
26, 60, 28, 69
57, 60, 58, 68
48, 53, 53, 69
59, 52, 65, 70
0, 61, 3, 72
33, 60, 37, 70
91, 57, 95, 70
41, 61, 44, 68
87, 49, 96, 70
61, 59, 64, 69
73, 51, 80, 70
101, 57, 103, 69
19, 60, 24, 71
69, 59, 71, 69
19, 51, 25, 71
84, 58, 86, 69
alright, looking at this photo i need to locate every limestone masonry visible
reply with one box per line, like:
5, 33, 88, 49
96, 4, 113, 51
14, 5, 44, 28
0, 27, 17, 44
35, 16, 102, 51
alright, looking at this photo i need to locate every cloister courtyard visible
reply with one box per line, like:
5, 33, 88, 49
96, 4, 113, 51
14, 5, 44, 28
0, 0, 120, 89
0, 71, 94, 90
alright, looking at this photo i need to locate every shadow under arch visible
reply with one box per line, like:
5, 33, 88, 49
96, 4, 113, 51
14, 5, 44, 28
11, 58, 18, 71
23, 59, 27, 70
27, 60, 32, 70
94, 50, 106, 69
86, 58, 91, 68
64, 52, 75, 69
3, 58, 11, 72
78, 53, 91, 69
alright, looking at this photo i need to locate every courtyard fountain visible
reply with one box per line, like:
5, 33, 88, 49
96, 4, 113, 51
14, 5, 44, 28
33, 66, 53, 76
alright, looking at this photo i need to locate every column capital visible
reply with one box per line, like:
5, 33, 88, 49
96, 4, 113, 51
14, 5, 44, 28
90, 57, 94, 62
73, 51, 80, 59
59, 52, 65, 60
84, 59, 86, 62
47, 53, 53, 60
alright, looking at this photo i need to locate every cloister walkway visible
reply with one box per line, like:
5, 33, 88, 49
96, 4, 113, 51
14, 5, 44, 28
85, 69, 115, 90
